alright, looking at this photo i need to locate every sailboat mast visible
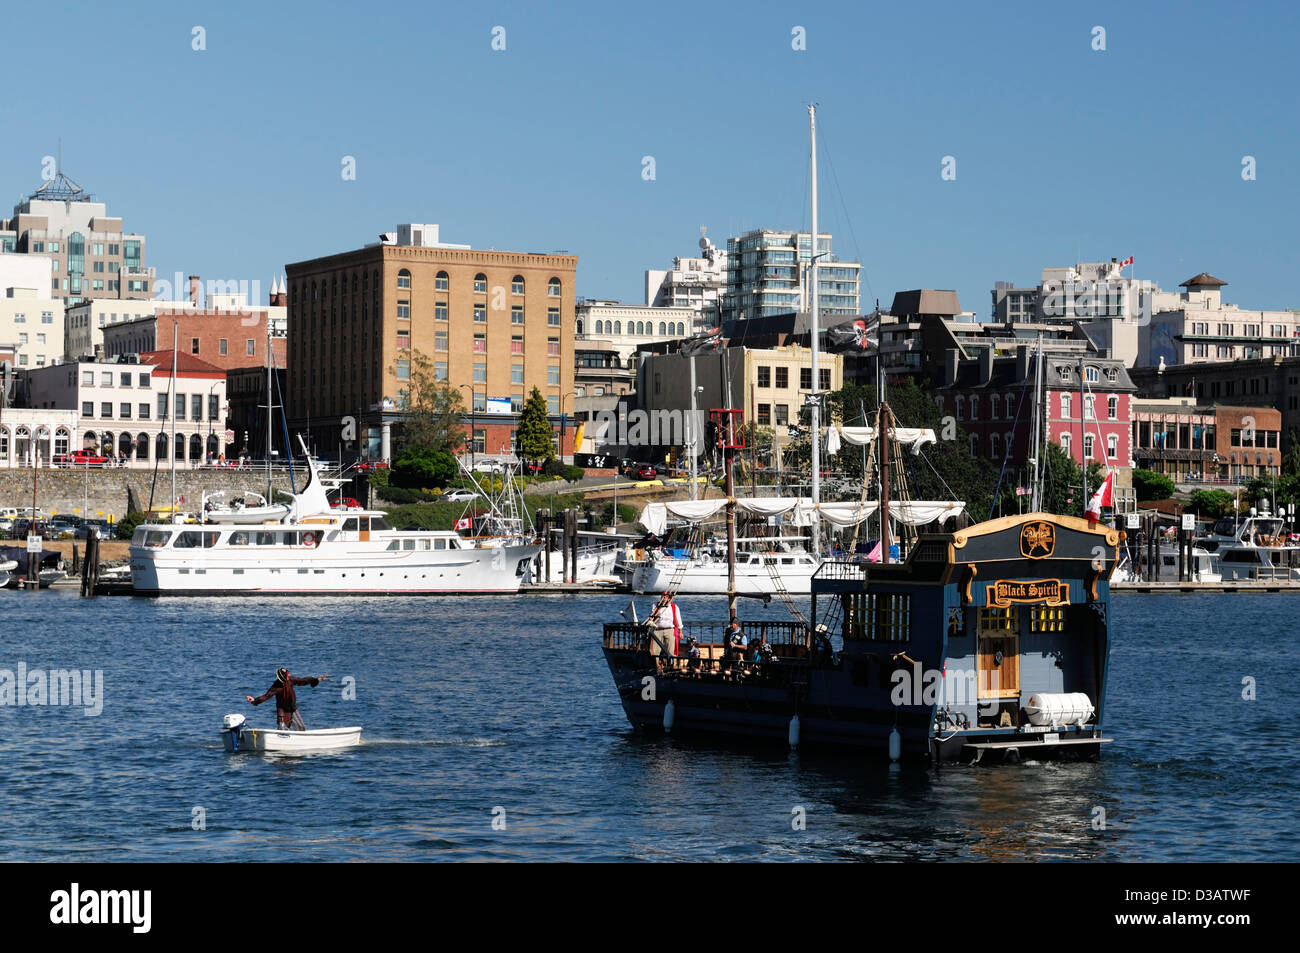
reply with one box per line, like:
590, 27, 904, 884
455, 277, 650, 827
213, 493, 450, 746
170, 323, 177, 521
880, 404, 891, 565
266, 321, 273, 500
808, 104, 822, 557
1031, 333, 1043, 512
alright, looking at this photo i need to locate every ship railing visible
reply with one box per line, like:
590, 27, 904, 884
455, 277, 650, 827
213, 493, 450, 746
813, 559, 868, 582
603, 620, 810, 651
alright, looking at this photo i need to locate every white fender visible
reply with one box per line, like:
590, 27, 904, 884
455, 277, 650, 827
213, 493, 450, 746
663, 698, 676, 732
788, 714, 801, 748
888, 727, 901, 762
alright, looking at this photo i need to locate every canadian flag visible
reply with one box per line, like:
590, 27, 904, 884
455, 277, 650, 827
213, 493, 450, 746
1119, 256, 1134, 267
1085, 469, 1115, 522
455, 517, 471, 531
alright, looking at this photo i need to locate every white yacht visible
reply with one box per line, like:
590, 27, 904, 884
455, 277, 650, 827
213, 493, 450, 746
630, 544, 821, 595
130, 452, 540, 596
1196, 510, 1300, 582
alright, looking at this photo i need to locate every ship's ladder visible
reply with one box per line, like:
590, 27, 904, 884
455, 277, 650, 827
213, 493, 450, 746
762, 551, 809, 627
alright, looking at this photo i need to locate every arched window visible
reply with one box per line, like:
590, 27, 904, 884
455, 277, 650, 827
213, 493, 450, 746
576, 320, 584, 335
548, 277, 561, 297
1107, 433, 1118, 459
82, 430, 97, 450
658, 322, 666, 335
1060, 393, 1071, 417
990, 433, 1000, 459
969, 395, 979, 421
175, 433, 186, 461
474, 273, 487, 294
397, 268, 411, 290
15, 427, 30, 465
989, 394, 1000, 419
511, 275, 525, 295
677, 322, 685, 336
100, 432, 114, 457
435, 271, 449, 291
1108, 395, 1118, 420
613, 321, 621, 334
137, 433, 150, 460
54, 427, 70, 456
189, 434, 202, 461
207, 434, 219, 459
156, 433, 168, 459
636, 321, 645, 335
119, 433, 133, 460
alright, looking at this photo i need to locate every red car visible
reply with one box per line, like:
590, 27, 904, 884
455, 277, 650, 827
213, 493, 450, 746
633, 464, 658, 480
355, 461, 389, 473
53, 450, 110, 468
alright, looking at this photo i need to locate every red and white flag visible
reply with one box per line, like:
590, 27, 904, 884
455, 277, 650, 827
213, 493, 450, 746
454, 517, 471, 531
1119, 256, 1134, 267
1084, 469, 1115, 522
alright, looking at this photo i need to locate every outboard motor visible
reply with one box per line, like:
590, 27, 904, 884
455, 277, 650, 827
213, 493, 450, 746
222, 713, 247, 751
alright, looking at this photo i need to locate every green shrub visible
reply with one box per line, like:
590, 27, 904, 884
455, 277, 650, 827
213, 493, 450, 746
115, 511, 147, 540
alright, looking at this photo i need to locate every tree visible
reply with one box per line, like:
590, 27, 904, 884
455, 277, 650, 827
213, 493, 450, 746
516, 386, 555, 464
1186, 488, 1235, 519
393, 350, 465, 456
1132, 468, 1175, 503
392, 447, 459, 489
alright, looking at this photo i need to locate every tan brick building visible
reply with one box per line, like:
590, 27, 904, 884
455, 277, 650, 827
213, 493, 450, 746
284, 225, 577, 461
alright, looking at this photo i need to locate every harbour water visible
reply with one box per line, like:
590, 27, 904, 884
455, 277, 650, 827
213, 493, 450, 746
1, 589, 1295, 861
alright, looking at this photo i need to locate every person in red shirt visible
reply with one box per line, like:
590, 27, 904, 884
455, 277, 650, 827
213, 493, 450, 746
245, 667, 329, 730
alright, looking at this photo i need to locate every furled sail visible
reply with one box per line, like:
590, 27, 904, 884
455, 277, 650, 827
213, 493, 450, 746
637, 497, 963, 536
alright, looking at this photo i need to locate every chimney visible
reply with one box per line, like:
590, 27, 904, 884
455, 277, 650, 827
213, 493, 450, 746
979, 346, 994, 385
944, 348, 959, 387
188, 275, 201, 307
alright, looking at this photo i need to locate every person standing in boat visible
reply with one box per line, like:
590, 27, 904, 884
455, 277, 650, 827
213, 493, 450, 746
245, 667, 329, 730
646, 591, 683, 657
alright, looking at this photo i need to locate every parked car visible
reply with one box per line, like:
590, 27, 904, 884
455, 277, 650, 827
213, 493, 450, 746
48, 520, 77, 539
442, 489, 480, 503
633, 464, 659, 480
10, 519, 52, 540
75, 521, 111, 541
355, 460, 389, 473
52, 450, 111, 468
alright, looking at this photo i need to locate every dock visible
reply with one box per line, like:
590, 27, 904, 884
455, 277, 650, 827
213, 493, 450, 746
1113, 580, 1300, 593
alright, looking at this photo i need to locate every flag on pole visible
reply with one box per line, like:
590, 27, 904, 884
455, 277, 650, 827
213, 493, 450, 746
1085, 469, 1115, 522
455, 516, 471, 531
1119, 256, 1134, 267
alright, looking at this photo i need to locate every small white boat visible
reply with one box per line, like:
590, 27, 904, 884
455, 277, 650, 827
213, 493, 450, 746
221, 713, 361, 753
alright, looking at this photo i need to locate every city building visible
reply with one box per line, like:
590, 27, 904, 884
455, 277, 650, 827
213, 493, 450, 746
284, 223, 577, 462
101, 277, 287, 371
0, 170, 154, 309
17, 352, 228, 467
1139, 273, 1300, 368
1130, 399, 1281, 483
722, 229, 860, 324
0, 254, 64, 369
644, 232, 729, 326
226, 365, 285, 462
1130, 354, 1300, 462
575, 299, 696, 367
934, 345, 1137, 488
0, 407, 80, 468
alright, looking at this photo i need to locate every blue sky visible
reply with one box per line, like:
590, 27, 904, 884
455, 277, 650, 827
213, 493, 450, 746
3, 0, 1297, 313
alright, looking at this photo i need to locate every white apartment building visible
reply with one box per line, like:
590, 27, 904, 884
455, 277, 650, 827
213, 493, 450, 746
1139, 273, 1300, 368
0, 253, 65, 369
575, 299, 697, 367
20, 353, 228, 467
644, 233, 729, 326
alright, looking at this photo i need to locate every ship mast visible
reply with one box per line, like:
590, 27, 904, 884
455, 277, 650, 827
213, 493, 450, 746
808, 104, 822, 557
1030, 333, 1043, 512
879, 404, 891, 565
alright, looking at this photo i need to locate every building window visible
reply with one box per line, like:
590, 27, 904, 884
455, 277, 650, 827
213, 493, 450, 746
397, 300, 410, 319
774, 404, 788, 426
547, 365, 560, 386
139, 403, 150, 419
1084, 434, 1095, 460
82, 401, 93, 417
512, 306, 524, 325
434, 362, 448, 381
120, 403, 132, 419
548, 277, 561, 297
435, 332, 448, 352
397, 269, 411, 289
473, 334, 486, 353
547, 395, 560, 415
800, 367, 812, 390
775, 366, 788, 388
436, 301, 448, 321
1108, 395, 1118, 420
969, 395, 979, 421
511, 393, 524, 412
101, 402, 113, 418
511, 276, 525, 295
990, 394, 1000, 419
757, 366, 771, 388
247, 339, 255, 356
474, 304, 487, 323
547, 337, 560, 356
82, 371, 94, 386
1107, 434, 1118, 459
158, 394, 168, 419
511, 336, 524, 355
1060, 393, 1070, 418
474, 274, 487, 294
955, 395, 965, 420
220, 339, 228, 355
435, 271, 449, 291
396, 360, 410, 381
757, 403, 771, 425
472, 393, 486, 412
474, 363, 487, 383
511, 364, 524, 385
969, 434, 978, 457
820, 368, 831, 391
548, 308, 560, 327
192, 395, 202, 421
990, 433, 1000, 459
397, 329, 411, 350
